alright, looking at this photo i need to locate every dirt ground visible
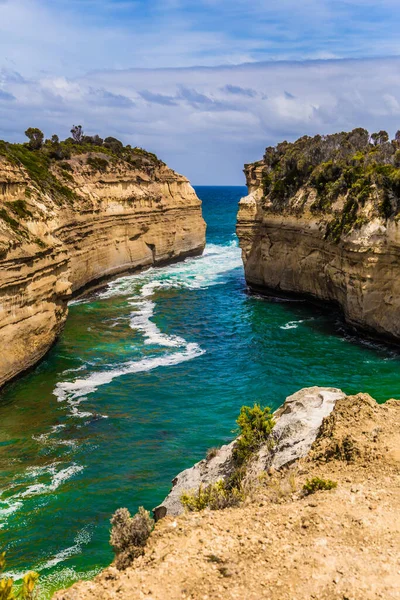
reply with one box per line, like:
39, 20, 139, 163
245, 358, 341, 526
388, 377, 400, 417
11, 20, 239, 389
54, 394, 400, 600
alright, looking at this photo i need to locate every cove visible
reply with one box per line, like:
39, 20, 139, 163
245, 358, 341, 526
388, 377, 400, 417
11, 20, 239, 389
1, 186, 400, 598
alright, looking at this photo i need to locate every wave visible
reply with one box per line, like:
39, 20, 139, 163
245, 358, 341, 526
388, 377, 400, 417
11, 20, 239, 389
96, 242, 242, 301
0, 462, 84, 530
40, 527, 92, 570
0, 499, 23, 525
280, 320, 305, 330
129, 299, 186, 348
3, 528, 94, 587
18, 464, 84, 499
54, 242, 238, 403
54, 343, 204, 403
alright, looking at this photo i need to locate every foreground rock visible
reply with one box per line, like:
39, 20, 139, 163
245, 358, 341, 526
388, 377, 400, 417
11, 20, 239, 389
53, 390, 400, 600
236, 129, 400, 342
0, 147, 205, 387
154, 387, 345, 519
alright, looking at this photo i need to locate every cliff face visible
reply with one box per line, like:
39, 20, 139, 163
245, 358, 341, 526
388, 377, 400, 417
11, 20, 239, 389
236, 131, 400, 342
0, 148, 205, 387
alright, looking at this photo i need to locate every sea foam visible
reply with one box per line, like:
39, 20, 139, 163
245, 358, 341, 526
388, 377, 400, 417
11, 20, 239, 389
55, 243, 239, 403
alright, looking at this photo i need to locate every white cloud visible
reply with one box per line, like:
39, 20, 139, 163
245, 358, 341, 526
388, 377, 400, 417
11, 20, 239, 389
2, 57, 400, 184
2, 0, 400, 78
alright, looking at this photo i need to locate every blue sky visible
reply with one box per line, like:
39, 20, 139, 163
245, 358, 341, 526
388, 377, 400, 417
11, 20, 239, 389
1, 0, 400, 183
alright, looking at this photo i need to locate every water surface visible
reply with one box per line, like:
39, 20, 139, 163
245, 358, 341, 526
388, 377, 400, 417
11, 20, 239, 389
0, 186, 399, 597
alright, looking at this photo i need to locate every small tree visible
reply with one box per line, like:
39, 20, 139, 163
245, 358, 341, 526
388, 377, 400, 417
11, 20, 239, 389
25, 127, 44, 150
104, 136, 123, 155
371, 130, 389, 146
71, 124, 84, 143
233, 403, 275, 465
82, 134, 104, 146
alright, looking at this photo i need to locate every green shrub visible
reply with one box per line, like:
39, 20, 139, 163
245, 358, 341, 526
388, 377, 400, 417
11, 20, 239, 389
132, 147, 160, 162
206, 447, 219, 461
181, 479, 244, 512
258, 128, 400, 234
233, 403, 275, 465
60, 169, 74, 183
303, 477, 337, 495
181, 403, 274, 513
4, 145, 77, 205
5, 200, 33, 220
24, 127, 44, 151
86, 156, 109, 172
59, 161, 73, 172
110, 507, 153, 570
0, 208, 21, 233
0, 551, 39, 599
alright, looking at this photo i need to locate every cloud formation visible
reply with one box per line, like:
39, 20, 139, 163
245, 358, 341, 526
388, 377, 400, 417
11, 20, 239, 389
2, 57, 400, 184
2, 0, 400, 78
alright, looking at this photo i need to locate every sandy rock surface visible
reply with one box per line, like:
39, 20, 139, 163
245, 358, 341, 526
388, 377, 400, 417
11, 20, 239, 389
54, 392, 400, 600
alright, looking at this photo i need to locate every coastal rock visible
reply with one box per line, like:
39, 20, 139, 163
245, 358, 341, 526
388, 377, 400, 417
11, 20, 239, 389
53, 391, 400, 600
154, 386, 345, 519
0, 153, 206, 387
236, 145, 400, 342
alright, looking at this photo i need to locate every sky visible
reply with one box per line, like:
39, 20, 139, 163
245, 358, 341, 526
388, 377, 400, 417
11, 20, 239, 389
1, 0, 400, 183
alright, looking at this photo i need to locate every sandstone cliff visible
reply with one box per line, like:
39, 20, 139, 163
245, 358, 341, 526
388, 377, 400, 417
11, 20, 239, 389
0, 142, 205, 387
54, 389, 400, 600
236, 129, 400, 342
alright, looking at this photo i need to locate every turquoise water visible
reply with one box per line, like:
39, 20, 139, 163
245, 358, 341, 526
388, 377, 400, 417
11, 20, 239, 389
1, 186, 400, 597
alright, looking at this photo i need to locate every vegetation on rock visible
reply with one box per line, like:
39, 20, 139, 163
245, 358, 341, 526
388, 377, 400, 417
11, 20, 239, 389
233, 403, 275, 465
180, 403, 274, 513
110, 507, 154, 570
0, 127, 164, 242
254, 128, 400, 242
303, 476, 337, 495
0, 552, 39, 599
181, 479, 244, 512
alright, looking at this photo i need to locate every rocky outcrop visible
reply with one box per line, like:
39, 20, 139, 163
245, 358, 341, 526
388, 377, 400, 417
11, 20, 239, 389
53, 390, 400, 600
0, 150, 205, 387
236, 134, 400, 343
154, 387, 345, 519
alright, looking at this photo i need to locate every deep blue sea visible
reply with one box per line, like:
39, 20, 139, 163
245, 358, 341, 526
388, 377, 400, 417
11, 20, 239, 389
1, 186, 400, 597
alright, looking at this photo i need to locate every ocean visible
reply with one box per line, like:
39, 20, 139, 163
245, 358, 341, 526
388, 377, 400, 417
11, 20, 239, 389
1, 186, 399, 597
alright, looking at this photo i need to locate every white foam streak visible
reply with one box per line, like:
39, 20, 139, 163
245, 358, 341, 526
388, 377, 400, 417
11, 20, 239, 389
53, 243, 238, 425
40, 527, 92, 570
18, 464, 84, 498
0, 499, 23, 521
280, 320, 304, 330
97, 242, 242, 300
54, 343, 204, 403
129, 300, 186, 347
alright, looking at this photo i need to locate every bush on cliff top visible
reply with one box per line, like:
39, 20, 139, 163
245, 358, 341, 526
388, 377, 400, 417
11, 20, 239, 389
180, 403, 274, 513
181, 479, 244, 512
303, 477, 337, 495
257, 128, 400, 238
0, 127, 163, 209
110, 507, 154, 570
233, 403, 275, 466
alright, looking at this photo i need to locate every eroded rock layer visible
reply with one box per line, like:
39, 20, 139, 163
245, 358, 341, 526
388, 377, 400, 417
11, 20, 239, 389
0, 151, 205, 387
236, 132, 400, 342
